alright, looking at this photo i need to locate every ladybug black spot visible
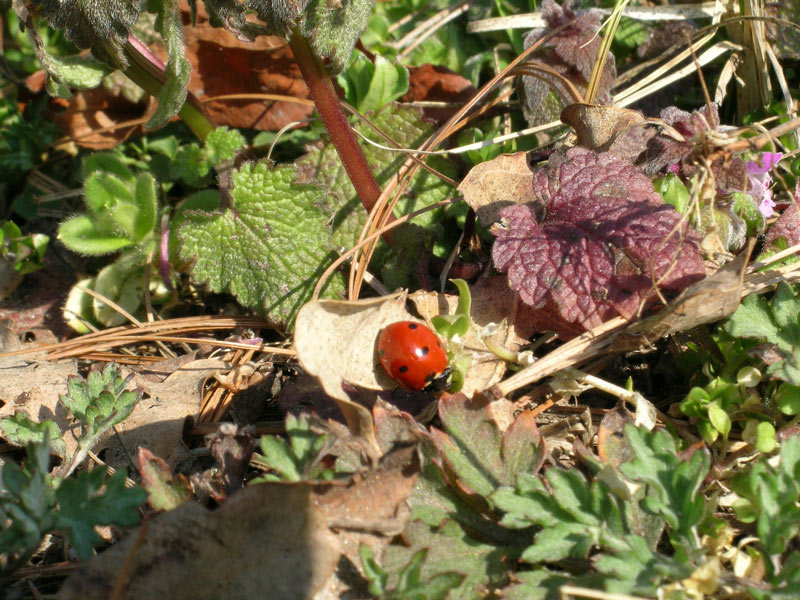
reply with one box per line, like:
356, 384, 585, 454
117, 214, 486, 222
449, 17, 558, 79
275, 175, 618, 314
408, 323, 418, 330
420, 346, 429, 356
398, 365, 409, 373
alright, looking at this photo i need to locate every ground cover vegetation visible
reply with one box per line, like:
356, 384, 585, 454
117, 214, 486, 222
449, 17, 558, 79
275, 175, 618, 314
1, 0, 800, 597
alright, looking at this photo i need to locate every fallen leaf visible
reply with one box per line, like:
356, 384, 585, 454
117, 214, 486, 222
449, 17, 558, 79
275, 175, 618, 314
610, 244, 751, 351
560, 103, 645, 151
458, 152, 538, 227
401, 64, 476, 123
137, 446, 193, 512
180, 2, 313, 131
57, 482, 341, 600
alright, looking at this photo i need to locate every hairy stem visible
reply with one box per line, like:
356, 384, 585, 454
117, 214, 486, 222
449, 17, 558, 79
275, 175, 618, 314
288, 30, 382, 211
123, 37, 215, 141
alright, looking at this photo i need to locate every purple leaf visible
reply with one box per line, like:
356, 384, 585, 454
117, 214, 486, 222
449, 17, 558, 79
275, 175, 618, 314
644, 104, 719, 175
492, 148, 705, 337
765, 183, 800, 249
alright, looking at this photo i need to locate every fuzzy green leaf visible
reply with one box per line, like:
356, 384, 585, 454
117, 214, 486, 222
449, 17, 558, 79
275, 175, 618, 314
58, 215, 131, 256
46, 54, 111, 89
83, 152, 136, 185
25, 0, 141, 67
339, 52, 409, 113
0, 411, 66, 458
178, 162, 344, 327
84, 171, 134, 215
299, 0, 374, 73
147, 0, 191, 129
132, 173, 158, 243
92, 254, 147, 327
54, 468, 146, 560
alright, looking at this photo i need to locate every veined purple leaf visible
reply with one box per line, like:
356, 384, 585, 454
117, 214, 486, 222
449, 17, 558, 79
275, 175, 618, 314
492, 148, 705, 337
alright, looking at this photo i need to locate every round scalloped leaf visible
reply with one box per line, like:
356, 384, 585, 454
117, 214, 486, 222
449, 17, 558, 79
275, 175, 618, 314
177, 162, 345, 327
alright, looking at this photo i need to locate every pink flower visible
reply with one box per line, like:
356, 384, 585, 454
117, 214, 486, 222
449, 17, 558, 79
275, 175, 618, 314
747, 152, 783, 217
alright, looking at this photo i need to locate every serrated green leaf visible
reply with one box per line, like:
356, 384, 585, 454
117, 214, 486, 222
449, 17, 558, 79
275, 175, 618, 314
54, 468, 146, 559
0, 442, 53, 562
205, 127, 246, 165
57, 215, 132, 255
147, 0, 191, 129
178, 162, 344, 326
775, 383, 800, 415
255, 435, 301, 481
171, 143, 212, 187
296, 103, 457, 251
0, 412, 65, 458
620, 426, 710, 549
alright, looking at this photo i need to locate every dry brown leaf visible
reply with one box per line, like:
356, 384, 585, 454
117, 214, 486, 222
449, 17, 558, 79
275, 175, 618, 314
610, 245, 751, 352
458, 152, 537, 227
294, 295, 414, 397
0, 325, 78, 457
314, 444, 421, 576
401, 64, 477, 123
560, 103, 645, 150
295, 295, 417, 458
57, 482, 341, 600
180, 2, 313, 131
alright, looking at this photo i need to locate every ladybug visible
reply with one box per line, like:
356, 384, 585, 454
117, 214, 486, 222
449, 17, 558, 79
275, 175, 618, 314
377, 321, 450, 392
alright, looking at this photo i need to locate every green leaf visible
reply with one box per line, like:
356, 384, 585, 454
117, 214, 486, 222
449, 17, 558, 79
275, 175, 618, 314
431, 279, 472, 339
0, 442, 53, 564
171, 143, 212, 187
24, 0, 141, 67
655, 173, 690, 214
46, 54, 111, 89
92, 254, 147, 327
620, 426, 710, 549
146, 0, 191, 129
59, 363, 141, 449
252, 413, 335, 482
707, 401, 731, 437
132, 173, 158, 243
383, 520, 505, 599
83, 170, 134, 217
205, 127, 246, 165
57, 214, 132, 256
352, 54, 408, 112
295, 103, 457, 252
178, 162, 345, 327
83, 153, 136, 185
775, 383, 800, 415
54, 468, 146, 560
0, 411, 66, 458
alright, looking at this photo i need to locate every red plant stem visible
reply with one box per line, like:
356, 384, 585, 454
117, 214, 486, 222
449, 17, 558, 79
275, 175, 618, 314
288, 31, 382, 211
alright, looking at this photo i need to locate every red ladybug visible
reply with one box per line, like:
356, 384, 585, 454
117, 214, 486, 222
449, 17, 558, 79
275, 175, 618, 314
377, 321, 450, 392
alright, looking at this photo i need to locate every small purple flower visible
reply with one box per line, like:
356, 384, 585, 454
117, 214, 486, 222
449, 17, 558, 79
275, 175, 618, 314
746, 152, 783, 218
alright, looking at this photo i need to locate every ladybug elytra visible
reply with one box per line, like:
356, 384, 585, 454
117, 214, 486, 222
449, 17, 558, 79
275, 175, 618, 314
377, 321, 450, 392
